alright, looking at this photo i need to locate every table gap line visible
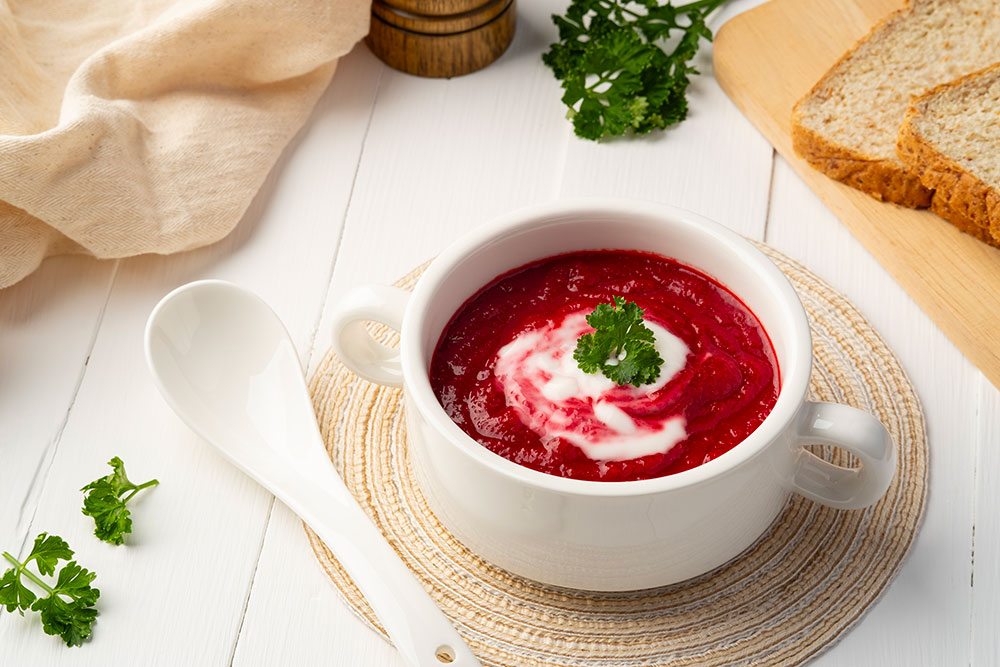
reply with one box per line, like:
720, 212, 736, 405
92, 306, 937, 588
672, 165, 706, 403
969, 372, 985, 666
228, 60, 387, 665
14, 259, 121, 556
228, 497, 277, 667
302, 62, 386, 372
761, 148, 777, 244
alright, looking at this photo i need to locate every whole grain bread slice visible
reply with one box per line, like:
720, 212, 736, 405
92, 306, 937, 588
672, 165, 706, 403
791, 0, 1000, 208
896, 63, 1000, 247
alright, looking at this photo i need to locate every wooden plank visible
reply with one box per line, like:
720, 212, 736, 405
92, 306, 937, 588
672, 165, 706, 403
0, 46, 381, 665
0, 257, 115, 545
713, 0, 1000, 390
558, 54, 774, 239
233, 502, 405, 666
767, 157, 977, 666
972, 379, 1000, 666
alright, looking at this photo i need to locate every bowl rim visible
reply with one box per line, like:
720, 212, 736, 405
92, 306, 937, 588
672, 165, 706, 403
400, 198, 812, 497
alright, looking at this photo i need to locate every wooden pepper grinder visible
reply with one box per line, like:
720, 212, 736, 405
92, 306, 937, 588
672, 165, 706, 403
366, 0, 517, 78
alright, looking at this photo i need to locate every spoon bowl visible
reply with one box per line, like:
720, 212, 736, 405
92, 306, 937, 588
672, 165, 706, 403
145, 280, 479, 667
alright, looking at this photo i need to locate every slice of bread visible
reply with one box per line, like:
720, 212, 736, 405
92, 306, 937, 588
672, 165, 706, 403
897, 63, 1000, 247
792, 0, 1000, 208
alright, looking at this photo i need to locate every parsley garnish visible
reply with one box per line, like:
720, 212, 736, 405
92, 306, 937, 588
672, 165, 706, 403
0, 533, 100, 647
542, 0, 726, 141
81, 457, 158, 546
574, 297, 664, 386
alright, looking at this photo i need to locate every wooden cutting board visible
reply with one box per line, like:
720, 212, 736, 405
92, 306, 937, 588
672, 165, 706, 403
713, 0, 1000, 390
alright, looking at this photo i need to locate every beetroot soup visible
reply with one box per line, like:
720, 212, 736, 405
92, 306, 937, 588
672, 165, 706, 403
429, 250, 779, 482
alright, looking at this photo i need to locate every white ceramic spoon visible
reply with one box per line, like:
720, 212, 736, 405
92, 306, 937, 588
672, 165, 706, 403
144, 280, 479, 667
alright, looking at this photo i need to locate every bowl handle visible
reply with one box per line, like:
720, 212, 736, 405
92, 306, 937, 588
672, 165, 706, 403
330, 284, 410, 387
787, 402, 896, 510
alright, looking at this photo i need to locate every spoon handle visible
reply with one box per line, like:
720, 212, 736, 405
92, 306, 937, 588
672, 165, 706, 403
267, 459, 480, 667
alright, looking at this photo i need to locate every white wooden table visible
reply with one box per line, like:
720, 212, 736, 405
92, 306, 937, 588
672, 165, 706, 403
3, 1, 998, 664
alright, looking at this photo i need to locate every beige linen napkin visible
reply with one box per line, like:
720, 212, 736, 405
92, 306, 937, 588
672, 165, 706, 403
0, 0, 369, 288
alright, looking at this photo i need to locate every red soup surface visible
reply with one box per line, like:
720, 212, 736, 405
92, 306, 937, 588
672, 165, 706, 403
429, 250, 780, 482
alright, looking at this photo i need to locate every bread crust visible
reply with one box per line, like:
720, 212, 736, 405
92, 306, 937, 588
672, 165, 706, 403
790, 0, 935, 208
896, 79, 1000, 245
791, 117, 934, 207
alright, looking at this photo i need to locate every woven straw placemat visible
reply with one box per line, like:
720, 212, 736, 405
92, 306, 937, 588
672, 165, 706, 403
305, 245, 927, 667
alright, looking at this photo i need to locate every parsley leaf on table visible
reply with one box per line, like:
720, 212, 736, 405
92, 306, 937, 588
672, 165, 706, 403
542, 0, 727, 140
574, 296, 664, 386
1, 533, 100, 647
81, 456, 159, 546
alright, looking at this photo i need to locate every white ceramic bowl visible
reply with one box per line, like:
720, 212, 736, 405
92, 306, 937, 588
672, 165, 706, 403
330, 200, 895, 591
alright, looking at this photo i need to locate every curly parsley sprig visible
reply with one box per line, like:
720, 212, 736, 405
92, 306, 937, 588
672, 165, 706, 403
0, 533, 100, 647
542, 0, 727, 140
81, 457, 159, 546
574, 297, 664, 386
